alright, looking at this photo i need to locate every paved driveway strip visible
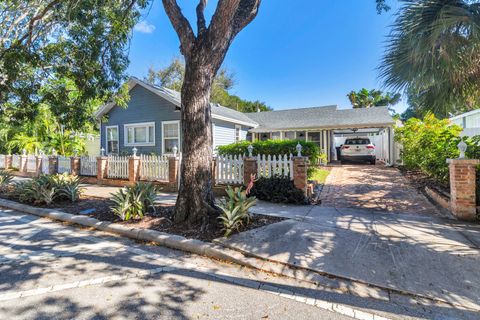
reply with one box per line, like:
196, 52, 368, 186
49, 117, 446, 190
216, 205, 480, 311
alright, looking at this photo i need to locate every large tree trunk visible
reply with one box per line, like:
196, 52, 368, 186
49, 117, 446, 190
162, 0, 261, 226
173, 59, 217, 226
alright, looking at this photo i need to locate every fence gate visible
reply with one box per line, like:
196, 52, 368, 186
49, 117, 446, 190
215, 155, 244, 185
107, 156, 129, 179
140, 155, 169, 181
58, 156, 72, 174
80, 156, 97, 176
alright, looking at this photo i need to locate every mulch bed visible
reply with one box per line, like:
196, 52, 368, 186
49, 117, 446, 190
398, 167, 451, 198
0, 193, 284, 242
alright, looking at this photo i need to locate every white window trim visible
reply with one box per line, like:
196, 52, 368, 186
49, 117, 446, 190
124, 122, 156, 147
235, 124, 242, 142
162, 120, 181, 155
105, 125, 119, 154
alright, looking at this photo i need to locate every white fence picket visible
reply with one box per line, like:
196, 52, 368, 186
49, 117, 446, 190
26, 155, 37, 172
107, 155, 129, 179
140, 154, 169, 181
0, 155, 5, 169
58, 156, 71, 174
80, 156, 97, 176
11, 154, 20, 170
215, 154, 244, 185
41, 156, 49, 174
256, 154, 293, 179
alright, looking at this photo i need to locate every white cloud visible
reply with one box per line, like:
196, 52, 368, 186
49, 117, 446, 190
134, 21, 156, 34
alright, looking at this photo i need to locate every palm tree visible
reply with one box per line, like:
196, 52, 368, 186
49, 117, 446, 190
347, 88, 401, 110
379, 0, 480, 118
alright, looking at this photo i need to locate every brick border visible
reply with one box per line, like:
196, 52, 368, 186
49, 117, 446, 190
0, 198, 475, 312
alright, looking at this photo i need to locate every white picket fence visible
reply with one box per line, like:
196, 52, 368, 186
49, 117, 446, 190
0, 155, 5, 169
26, 155, 37, 172
107, 155, 129, 179
11, 154, 20, 169
257, 154, 294, 179
80, 156, 97, 176
41, 156, 49, 174
140, 154, 169, 181
58, 156, 71, 174
215, 155, 244, 185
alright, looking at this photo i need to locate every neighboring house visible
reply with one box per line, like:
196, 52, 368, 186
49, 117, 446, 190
96, 77, 396, 163
94, 78, 257, 155
450, 109, 480, 137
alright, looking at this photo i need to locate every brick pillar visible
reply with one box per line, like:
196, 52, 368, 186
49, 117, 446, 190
35, 156, 42, 176
243, 157, 257, 185
48, 156, 58, 175
128, 156, 141, 183
71, 157, 80, 176
168, 156, 179, 184
97, 156, 108, 180
293, 157, 309, 195
447, 159, 480, 221
5, 155, 12, 170
19, 154, 28, 173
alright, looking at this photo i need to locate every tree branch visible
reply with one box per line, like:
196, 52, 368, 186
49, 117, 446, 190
162, 0, 196, 56
196, 0, 208, 37
232, 0, 261, 36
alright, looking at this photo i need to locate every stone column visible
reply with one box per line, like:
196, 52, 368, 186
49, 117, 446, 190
19, 154, 28, 173
243, 157, 257, 186
48, 156, 58, 175
168, 156, 179, 184
5, 155, 12, 170
293, 157, 309, 195
71, 157, 81, 176
128, 156, 141, 183
447, 159, 480, 221
97, 156, 108, 180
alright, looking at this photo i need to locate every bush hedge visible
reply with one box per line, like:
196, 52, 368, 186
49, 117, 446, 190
395, 113, 480, 186
217, 140, 320, 163
249, 175, 308, 205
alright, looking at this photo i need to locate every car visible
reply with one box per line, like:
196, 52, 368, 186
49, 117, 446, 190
340, 137, 376, 165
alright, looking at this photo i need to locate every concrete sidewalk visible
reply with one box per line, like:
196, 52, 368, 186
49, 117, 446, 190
216, 203, 480, 311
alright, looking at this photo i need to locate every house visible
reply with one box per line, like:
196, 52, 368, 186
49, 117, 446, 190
450, 109, 480, 137
95, 78, 258, 155
96, 77, 396, 164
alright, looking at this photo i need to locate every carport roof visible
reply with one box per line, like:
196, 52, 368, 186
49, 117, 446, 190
245, 105, 395, 132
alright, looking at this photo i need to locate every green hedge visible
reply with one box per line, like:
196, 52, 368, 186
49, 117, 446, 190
217, 140, 320, 163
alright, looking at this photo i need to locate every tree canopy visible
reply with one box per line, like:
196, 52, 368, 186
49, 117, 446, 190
146, 58, 271, 113
347, 88, 401, 111
380, 0, 480, 119
0, 0, 148, 129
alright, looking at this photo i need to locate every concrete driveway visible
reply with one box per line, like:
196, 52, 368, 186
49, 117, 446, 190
217, 204, 480, 313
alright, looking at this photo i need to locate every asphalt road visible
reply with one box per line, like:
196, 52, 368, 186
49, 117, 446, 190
0, 208, 353, 320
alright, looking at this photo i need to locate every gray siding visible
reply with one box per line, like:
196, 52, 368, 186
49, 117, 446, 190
213, 120, 249, 152
101, 84, 180, 155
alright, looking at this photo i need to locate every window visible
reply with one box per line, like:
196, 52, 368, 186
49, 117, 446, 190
296, 131, 306, 141
106, 126, 119, 154
162, 121, 180, 154
271, 132, 281, 140
235, 125, 242, 142
284, 131, 295, 140
124, 122, 155, 146
345, 138, 371, 145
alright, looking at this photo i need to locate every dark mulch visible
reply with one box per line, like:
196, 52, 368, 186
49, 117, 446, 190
1, 193, 284, 242
398, 167, 450, 198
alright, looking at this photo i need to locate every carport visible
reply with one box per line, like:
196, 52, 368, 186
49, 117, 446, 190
246, 105, 397, 165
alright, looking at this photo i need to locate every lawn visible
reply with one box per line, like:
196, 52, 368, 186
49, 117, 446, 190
308, 168, 330, 184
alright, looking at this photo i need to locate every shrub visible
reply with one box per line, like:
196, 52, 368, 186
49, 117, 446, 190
55, 174, 83, 203
0, 170, 13, 191
111, 182, 157, 221
217, 140, 320, 163
308, 168, 330, 184
249, 175, 308, 205
218, 186, 257, 237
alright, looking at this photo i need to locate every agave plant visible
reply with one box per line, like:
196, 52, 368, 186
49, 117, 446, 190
218, 186, 257, 237
0, 170, 13, 191
110, 182, 158, 221
58, 175, 83, 203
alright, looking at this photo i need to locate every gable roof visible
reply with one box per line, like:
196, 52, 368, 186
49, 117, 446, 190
246, 105, 395, 132
95, 77, 258, 127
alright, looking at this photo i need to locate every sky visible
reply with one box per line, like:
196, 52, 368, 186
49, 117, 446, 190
127, 0, 407, 113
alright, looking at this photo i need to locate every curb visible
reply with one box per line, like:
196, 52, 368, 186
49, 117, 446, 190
1, 198, 475, 316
